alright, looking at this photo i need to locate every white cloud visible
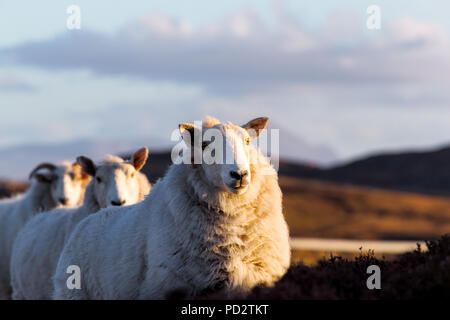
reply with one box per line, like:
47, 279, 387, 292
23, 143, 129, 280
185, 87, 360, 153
5, 9, 450, 93
387, 17, 449, 46
3, 8, 450, 161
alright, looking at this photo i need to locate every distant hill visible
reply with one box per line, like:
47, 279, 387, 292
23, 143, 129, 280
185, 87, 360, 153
295, 146, 450, 196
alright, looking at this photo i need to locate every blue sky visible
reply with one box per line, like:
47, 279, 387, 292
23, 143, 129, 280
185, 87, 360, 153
1, 0, 450, 163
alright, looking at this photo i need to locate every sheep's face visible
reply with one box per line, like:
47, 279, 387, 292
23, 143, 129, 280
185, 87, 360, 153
179, 117, 268, 195
93, 163, 141, 207
29, 162, 89, 207
77, 148, 149, 208
50, 163, 90, 207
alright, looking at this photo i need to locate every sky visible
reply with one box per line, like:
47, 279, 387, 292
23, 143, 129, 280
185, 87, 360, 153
1, 0, 450, 163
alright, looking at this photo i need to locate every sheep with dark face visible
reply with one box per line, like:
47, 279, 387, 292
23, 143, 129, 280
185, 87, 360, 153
10, 149, 151, 300
53, 117, 290, 299
0, 162, 89, 299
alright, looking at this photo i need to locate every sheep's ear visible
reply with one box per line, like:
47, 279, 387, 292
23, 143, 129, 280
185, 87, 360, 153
34, 173, 52, 184
131, 148, 149, 172
242, 117, 269, 139
72, 162, 91, 185
29, 163, 56, 181
77, 156, 96, 177
179, 123, 201, 146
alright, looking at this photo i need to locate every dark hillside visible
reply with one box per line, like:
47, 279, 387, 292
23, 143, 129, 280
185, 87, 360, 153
309, 146, 450, 196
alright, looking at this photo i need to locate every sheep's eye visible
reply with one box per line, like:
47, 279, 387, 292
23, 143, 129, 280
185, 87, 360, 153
96, 177, 102, 183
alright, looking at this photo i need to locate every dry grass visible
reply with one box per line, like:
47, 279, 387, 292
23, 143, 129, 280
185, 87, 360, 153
291, 249, 398, 266
281, 176, 450, 240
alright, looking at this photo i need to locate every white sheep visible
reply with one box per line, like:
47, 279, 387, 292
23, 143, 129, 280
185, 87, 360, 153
52, 117, 290, 300
10, 148, 151, 300
0, 162, 89, 299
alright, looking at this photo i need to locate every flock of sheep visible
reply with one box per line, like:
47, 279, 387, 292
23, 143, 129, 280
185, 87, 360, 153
0, 116, 291, 300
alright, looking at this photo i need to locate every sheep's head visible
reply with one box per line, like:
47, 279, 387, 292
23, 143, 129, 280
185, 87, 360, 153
179, 116, 268, 195
77, 148, 149, 208
29, 162, 90, 207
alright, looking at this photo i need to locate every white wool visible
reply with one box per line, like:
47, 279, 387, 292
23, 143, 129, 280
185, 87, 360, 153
0, 163, 87, 300
10, 159, 151, 300
102, 154, 125, 164
52, 147, 290, 300
203, 115, 221, 128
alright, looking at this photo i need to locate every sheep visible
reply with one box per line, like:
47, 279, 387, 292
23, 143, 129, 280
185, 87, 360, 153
52, 116, 291, 300
10, 148, 151, 300
0, 162, 89, 300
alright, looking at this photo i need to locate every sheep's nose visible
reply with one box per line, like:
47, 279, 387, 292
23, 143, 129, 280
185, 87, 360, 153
229, 170, 248, 181
59, 198, 68, 205
111, 200, 126, 206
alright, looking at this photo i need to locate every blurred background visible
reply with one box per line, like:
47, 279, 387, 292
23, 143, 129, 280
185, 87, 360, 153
1, 0, 450, 264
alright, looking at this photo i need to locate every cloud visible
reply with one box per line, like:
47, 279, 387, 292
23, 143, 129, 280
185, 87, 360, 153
386, 17, 449, 47
3, 9, 450, 94
0, 76, 36, 92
